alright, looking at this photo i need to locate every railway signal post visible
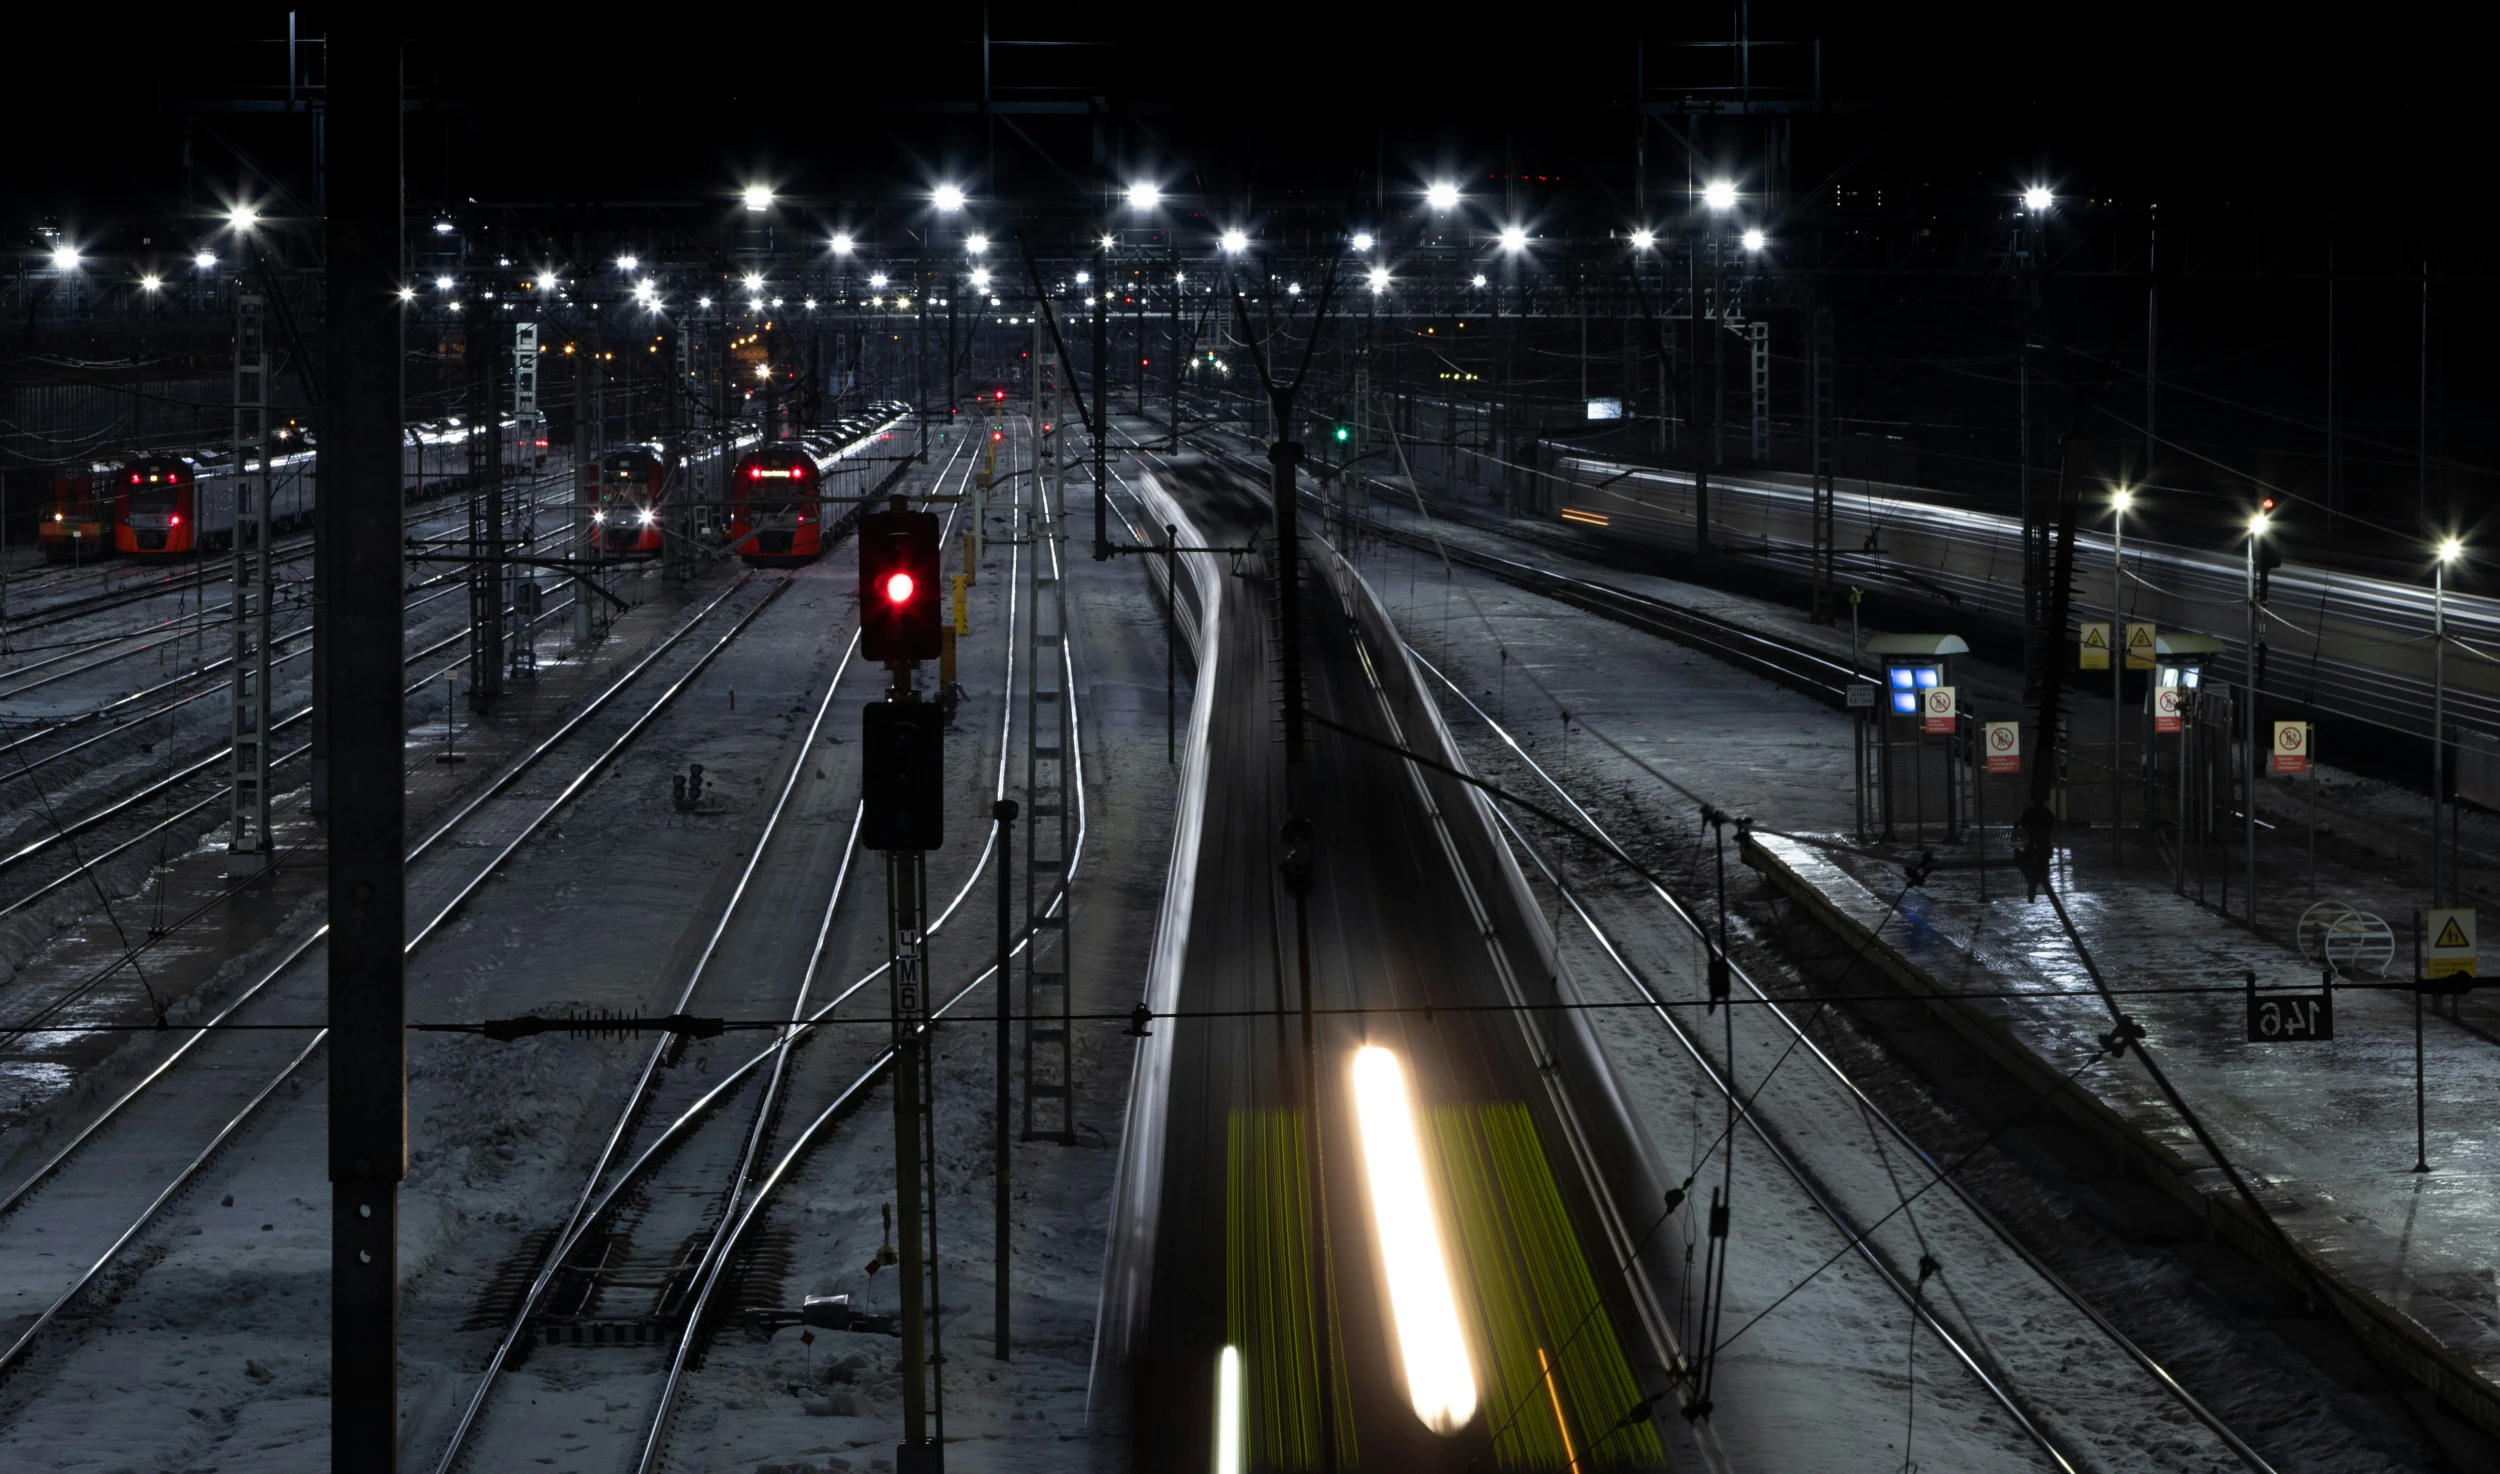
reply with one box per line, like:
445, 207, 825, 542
861, 501, 947, 1471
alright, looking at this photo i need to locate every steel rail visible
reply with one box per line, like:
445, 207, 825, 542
1419, 649, 2276, 1474
0, 573, 782, 1382
433, 431, 986, 1473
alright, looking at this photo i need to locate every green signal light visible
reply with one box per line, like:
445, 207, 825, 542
1333, 425, 1351, 443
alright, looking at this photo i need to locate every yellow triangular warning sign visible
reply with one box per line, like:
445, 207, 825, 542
2127, 625, 2155, 648
2082, 627, 2108, 647
2437, 917, 2470, 949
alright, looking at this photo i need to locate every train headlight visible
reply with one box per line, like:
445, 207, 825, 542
638, 509, 657, 526
592, 511, 607, 524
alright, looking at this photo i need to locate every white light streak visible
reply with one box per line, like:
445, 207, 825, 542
1351, 1046, 1476, 1434
1214, 1346, 1244, 1474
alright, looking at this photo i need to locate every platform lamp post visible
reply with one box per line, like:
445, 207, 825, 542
2112, 486, 2133, 861
2245, 506, 2272, 921
2434, 536, 2462, 906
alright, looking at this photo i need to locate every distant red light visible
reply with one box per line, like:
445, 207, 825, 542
883, 571, 915, 605
995, 389, 1005, 401
170, 514, 181, 525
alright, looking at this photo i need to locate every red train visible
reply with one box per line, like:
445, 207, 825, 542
37, 459, 120, 561
591, 447, 666, 555
725, 404, 911, 566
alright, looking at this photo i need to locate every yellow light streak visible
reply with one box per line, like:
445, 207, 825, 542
1351, 1045, 1476, 1433
1214, 1345, 1244, 1474
1538, 1346, 1581, 1473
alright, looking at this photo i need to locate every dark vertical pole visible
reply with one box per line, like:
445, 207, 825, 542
1271, 428, 1306, 764
993, 798, 1017, 1362
1167, 239, 1181, 451
324, 25, 404, 1474
1689, 218, 1711, 561
1166, 523, 1177, 764
890, 851, 932, 1460
1093, 237, 1110, 559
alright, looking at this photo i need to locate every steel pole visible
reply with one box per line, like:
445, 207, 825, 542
2434, 561, 2447, 907
324, 26, 405, 1472
2246, 534, 2259, 922
1093, 237, 1110, 560
2114, 509, 2124, 860
993, 798, 1017, 1361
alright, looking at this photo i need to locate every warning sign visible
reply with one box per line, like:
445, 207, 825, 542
2154, 687, 2183, 734
2080, 623, 2111, 671
1983, 720, 2021, 774
2428, 908, 2478, 980
2272, 721, 2310, 775
2125, 622, 2158, 671
1923, 685, 1958, 735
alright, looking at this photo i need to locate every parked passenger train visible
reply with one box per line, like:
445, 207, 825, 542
725, 404, 910, 566
37, 458, 122, 561
109, 416, 536, 556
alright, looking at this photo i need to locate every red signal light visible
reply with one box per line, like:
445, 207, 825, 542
2260, 496, 2276, 511
884, 571, 916, 605
170, 514, 181, 525
995, 389, 1005, 401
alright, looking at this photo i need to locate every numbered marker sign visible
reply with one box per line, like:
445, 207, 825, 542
2272, 720, 2311, 775
2428, 908, 2478, 980
2080, 622, 2111, 671
2154, 687, 2183, 734
1983, 720, 2020, 774
2125, 622, 2159, 671
2246, 989, 2334, 1042
1923, 685, 1958, 735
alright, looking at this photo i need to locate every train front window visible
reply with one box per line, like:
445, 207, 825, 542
126, 472, 179, 514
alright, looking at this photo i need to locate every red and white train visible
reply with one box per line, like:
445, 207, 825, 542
725, 406, 909, 566
100, 416, 539, 557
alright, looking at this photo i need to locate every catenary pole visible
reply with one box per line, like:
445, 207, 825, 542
324, 23, 406, 1472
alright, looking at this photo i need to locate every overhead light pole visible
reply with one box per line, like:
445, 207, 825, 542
2112, 487, 2132, 861
2434, 537, 2463, 904
2245, 506, 2271, 920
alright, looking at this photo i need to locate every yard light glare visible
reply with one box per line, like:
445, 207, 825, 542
967, 233, 989, 255
1368, 265, 1390, 293
933, 183, 967, 212
2250, 511, 2272, 537
831, 232, 855, 255
2440, 536, 2465, 563
1703, 179, 1737, 210
869, 273, 888, 289
1631, 228, 1656, 250
433, 220, 455, 234
1100, 233, 1117, 251
1352, 232, 1375, 252
436, 275, 455, 292
1426, 180, 1460, 210
744, 272, 765, 292
228, 204, 259, 231
49, 244, 78, 270
195, 251, 217, 269
616, 254, 638, 272
1471, 273, 1487, 288
537, 270, 559, 292
1350, 1046, 1476, 1434
757, 363, 773, 381
969, 268, 991, 289
743, 184, 771, 211
1126, 180, 1160, 209
2111, 487, 2134, 513
1742, 228, 1766, 251
2024, 185, 2053, 211
1499, 225, 1528, 252
1220, 229, 1248, 253
394, 284, 413, 301
141, 275, 164, 292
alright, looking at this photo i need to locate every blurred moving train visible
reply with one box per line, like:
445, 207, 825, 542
725, 405, 911, 566
36, 416, 543, 560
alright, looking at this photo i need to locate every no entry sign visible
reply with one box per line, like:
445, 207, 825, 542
1923, 685, 1958, 735
1983, 720, 2020, 774
2272, 720, 2311, 774
2154, 687, 2183, 734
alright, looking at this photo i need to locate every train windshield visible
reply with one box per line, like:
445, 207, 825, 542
124, 464, 183, 512
745, 462, 812, 517
599, 454, 658, 503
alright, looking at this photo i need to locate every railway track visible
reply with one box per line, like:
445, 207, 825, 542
423, 433, 1054, 1473
1420, 652, 2273, 1473
0, 570, 784, 1382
